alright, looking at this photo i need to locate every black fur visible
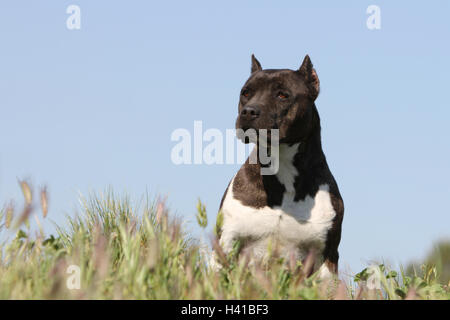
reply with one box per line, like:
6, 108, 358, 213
219, 55, 344, 272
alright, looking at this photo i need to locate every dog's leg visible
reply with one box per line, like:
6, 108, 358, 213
208, 230, 237, 272
317, 259, 338, 279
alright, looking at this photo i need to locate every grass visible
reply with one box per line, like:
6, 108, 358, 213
0, 181, 449, 300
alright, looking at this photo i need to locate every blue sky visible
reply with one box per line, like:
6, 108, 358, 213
0, 1, 449, 275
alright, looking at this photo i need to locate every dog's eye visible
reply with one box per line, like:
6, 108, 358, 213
277, 91, 289, 99
242, 89, 250, 98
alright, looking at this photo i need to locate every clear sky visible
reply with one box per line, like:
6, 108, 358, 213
1, 1, 449, 275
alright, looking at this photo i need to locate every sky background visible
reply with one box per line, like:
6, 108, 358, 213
0, 0, 449, 276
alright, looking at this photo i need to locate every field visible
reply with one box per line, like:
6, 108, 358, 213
0, 182, 448, 300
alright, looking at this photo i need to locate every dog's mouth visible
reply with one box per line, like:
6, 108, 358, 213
236, 127, 257, 144
236, 126, 277, 145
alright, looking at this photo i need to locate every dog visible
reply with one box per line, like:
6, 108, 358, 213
214, 55, 344, 278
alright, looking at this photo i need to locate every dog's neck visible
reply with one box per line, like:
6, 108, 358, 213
273, 143, 302, 193
259, 125, 326, 199
259, 124, 324, 169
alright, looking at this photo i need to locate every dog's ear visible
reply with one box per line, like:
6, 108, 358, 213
251, 54, 262, 73
298, 55, 320, 100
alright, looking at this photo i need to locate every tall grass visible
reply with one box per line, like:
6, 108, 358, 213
0, 182, 448, 299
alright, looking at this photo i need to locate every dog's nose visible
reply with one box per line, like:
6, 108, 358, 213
240, 105, 260, 120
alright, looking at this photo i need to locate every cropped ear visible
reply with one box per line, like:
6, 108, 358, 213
251, 54, 262, 73
298, 55, 320, 100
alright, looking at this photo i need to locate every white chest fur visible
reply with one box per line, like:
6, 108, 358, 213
219, 144, 336, 262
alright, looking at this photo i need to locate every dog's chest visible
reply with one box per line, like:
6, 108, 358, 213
221, 180, 335, 254
219, 145, 336, 258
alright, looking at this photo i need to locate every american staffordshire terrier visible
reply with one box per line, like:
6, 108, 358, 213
215, 55, 344, 277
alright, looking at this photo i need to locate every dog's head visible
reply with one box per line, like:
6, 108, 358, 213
236, 55, 320, 144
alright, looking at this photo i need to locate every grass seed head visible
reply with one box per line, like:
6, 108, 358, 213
40, 187, 49, 218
